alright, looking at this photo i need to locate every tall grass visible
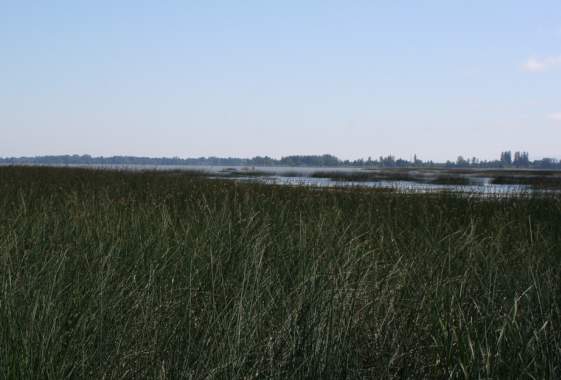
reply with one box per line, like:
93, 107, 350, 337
1, 167, 561, 378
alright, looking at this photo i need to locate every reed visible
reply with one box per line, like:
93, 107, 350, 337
1, 166, 560, 379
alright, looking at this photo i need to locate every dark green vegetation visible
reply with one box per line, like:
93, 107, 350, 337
303, 168, 561, 189
310, 170, 415, 182
1, 167, 561, 379
309, 170, 473, 186
491, 175, 561, 189
219, 168, 271, 177
429, 176, 472, 185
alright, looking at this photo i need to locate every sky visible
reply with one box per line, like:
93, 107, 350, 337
1, 0, 560, 161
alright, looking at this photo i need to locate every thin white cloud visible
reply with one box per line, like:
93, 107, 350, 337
522, 56, 561, 72
548, 113, 561, 121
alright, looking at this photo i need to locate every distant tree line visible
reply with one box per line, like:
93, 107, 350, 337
1, 151, 560, 169
448, 151, 559, 169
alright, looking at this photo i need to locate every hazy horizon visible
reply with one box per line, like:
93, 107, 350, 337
2, 1, 561, 161
0, 151, 555, 164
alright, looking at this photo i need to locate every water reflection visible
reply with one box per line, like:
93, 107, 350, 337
227, 175, 536, 195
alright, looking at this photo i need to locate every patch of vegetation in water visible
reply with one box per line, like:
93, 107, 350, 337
276, 170, 306, 177
491, 175, 561, 189
1, 166, 561, 378
310, 170, 416, 182
219, 169, 272, 177
429, 175, 472, 185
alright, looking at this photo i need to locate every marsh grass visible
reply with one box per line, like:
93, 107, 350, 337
1, 167, 561, 378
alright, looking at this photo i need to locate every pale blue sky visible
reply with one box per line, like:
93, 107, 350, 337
1, 1, 560, 161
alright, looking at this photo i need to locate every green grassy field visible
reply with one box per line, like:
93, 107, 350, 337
1, 167, 561, 379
